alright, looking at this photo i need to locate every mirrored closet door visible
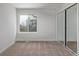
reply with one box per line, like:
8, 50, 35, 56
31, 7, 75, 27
57, 11, 65, 45
66, 4, 77, 53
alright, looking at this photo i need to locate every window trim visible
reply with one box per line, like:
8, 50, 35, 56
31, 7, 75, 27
17, 14, 38, 33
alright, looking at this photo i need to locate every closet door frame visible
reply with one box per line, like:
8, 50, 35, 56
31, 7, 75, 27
57, 3, 77, 46
65, 3, 77, 54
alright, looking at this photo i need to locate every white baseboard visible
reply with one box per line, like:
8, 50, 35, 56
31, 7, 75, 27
16, 39, 57, 41
0, 41, 15, 54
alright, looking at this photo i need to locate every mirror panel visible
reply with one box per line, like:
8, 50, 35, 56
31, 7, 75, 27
66, 4, 77, 53
57, 11, 65, 44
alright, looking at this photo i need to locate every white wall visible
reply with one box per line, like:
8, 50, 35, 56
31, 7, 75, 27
0, 3, 16, 53
77, 3, 79, 55
16, 9, 56, 41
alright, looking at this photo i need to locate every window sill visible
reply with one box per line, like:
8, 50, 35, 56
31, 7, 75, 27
17, 32, 38, 34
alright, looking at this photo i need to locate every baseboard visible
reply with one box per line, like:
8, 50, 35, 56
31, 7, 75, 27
16, 39, 57, 41
0, 41, 15, 54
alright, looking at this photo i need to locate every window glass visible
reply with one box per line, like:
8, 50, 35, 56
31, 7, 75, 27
20, 15, 37, 32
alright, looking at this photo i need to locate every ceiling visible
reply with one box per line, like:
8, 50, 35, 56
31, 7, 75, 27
11, 3, 46, 8
11, 3, 64, 9
11, 3, 65, 14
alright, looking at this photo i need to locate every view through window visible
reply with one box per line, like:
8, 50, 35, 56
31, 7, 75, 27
20, 15, 37, 32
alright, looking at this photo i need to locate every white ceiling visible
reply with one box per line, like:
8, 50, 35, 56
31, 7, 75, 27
11, 3, 64, 9
11, 3, 64, 14
11, 3, 46, 8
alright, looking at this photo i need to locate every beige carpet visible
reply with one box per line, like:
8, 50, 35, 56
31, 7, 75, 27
0, 41, 74, 56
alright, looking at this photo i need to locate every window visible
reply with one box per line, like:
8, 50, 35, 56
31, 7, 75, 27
20, 15, 37, 32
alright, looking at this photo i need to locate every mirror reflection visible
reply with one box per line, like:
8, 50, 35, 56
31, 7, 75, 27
57, 11, 65, 44
66, 4, 77, 53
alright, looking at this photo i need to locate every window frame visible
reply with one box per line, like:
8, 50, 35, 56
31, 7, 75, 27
17, 14, 37, 33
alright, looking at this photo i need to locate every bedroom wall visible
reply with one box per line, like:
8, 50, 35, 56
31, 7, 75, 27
0, 3, 16, 53
16, 9, 56, 41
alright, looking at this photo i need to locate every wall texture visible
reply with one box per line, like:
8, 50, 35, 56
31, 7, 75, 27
0, 4, 16, 53
16, 9, 56, 41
